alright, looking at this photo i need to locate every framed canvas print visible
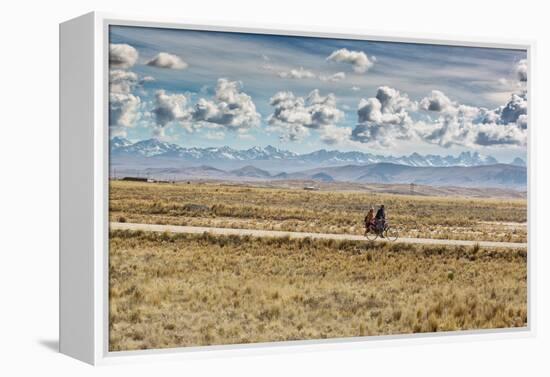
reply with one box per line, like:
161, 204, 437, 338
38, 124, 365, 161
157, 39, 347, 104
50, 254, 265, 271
60, 12, 534, 365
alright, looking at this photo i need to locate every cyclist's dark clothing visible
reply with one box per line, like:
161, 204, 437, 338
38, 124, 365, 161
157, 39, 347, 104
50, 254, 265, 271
375, 207, 385, 220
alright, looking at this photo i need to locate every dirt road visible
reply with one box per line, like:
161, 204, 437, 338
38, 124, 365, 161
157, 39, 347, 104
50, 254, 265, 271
110, 222, 527, 249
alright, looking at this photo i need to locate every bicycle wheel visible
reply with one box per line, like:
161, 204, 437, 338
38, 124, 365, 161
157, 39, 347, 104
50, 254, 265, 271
365, 230, 378, 241
384, 226, 399, 242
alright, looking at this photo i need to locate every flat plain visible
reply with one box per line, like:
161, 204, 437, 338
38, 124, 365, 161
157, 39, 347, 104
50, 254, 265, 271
108, 180, 527, 351
109, 180, 527, 243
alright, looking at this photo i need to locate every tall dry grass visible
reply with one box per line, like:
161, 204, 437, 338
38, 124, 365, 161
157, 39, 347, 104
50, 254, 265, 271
109, 230, 527, 351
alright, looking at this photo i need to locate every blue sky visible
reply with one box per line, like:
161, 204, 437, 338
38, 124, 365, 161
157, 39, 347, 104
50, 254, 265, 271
109, 25, 528, 162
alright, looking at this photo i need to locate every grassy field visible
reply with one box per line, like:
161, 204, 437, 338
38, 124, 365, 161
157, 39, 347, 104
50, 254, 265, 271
109, 180, 527, 242
109, 230, 527, 351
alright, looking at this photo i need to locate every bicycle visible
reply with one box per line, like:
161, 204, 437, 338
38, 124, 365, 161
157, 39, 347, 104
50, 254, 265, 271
364, 221, 399, 242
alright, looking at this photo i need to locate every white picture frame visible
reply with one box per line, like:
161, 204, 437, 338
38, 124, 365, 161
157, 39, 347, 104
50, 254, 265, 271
59, 11, 536, 365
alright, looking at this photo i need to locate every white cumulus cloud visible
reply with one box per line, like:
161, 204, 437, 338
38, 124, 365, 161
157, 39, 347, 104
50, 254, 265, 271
108, 44, 145, 137
319, 72, 346, 82
516, 59, 528, 82
326, 48, 375, 73
190, 79, 260, 131
278, 67, 315, 79
420, 90, 455, 113
109, 70, 138, 94
418, 90, 527, 148
351, 86, 417, 147
351, 83, 527, 149
488, 92, 528, 126
109, 92, 141, 137
146, 52, 188, 70
109, 44, 138, 69
356, 86, 416, 130
151, 90, 192, 135
320, 125, 352, 145
268, 89, 345, 142
148, 79, 260, 136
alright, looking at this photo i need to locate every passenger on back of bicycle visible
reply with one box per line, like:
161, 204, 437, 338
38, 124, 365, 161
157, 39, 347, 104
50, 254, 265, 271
375, 204, 386, 238
364, 207, 375, 235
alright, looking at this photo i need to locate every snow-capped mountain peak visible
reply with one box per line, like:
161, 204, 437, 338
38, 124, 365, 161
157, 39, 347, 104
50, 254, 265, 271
110, 136, 133, 149
110, 138, 501, 167
128, 138, 183, 157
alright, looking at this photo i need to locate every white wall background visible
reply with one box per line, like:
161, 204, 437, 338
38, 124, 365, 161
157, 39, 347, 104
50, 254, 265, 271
0, 0, 548, 375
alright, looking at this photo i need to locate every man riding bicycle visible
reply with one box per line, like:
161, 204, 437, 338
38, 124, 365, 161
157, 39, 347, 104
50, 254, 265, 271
375, 204, 386, 238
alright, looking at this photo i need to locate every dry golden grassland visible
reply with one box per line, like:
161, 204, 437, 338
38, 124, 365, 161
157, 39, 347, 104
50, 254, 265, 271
109, 181, 527, 242
109, 230, 527, 351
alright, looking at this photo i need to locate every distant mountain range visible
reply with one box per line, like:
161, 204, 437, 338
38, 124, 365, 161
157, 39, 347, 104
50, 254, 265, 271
110, 137, 521, 168
113, 162, 526, 189
110, 138, 526, 189
296, 163, 526, 188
